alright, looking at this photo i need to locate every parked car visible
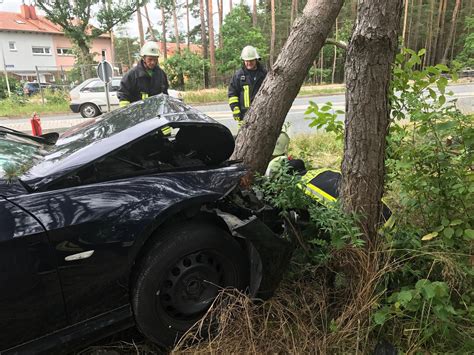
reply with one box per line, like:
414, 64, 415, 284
22, 82, 49, 96
0, 95, 292, 353
69, 77, 182, 118
459, 67, 474, 78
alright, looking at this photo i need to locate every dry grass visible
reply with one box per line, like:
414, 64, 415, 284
289, 132, 343, 170
172, 242, 393, 354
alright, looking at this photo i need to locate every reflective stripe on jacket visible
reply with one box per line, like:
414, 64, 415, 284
228, 63, 267, 120
117, 60, 169, 104
300, 168, 394, 229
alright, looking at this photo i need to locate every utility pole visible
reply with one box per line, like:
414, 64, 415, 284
1, 45, 11, 97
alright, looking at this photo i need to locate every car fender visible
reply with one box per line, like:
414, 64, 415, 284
127, 193, 225, 265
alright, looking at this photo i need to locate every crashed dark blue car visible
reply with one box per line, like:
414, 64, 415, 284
0, 95, 291, 353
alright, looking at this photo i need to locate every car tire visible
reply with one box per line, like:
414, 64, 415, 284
132, 223, 249, 348
80, 103, 100, 118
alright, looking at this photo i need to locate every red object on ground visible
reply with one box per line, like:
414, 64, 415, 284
30, 112, 42, 136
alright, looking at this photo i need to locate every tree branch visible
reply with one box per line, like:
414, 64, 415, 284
325, 38, 347, 50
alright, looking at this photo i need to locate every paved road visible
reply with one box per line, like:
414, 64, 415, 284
1, 83, 472, 136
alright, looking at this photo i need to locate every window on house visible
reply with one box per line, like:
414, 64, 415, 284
32, 46, 51, 55
9, 42, 16, 51
101, 49, 107, 59
56, 48, 73, 56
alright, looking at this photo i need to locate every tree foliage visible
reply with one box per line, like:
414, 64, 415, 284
163, 49, 209, 89
216, 5, 267, 74
455, 15, 474, 68
35, 0, 143, 64
114, 35, 140, 68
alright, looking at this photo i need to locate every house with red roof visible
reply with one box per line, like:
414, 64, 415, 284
0, 4, 112, 82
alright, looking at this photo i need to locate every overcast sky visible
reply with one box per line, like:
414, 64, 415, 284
0, 0, 242, 38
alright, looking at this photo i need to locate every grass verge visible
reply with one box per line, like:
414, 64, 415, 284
0, 96, 70, 117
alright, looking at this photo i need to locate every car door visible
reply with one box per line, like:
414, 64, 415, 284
109, 78, 120, 109
0, 196, 67, 350
79, 79, 107, 111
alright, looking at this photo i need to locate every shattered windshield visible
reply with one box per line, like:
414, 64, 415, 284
0, 133, 47, 180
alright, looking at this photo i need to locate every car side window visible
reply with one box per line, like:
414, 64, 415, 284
110, 79, 120, 92
80, 80, 105, 93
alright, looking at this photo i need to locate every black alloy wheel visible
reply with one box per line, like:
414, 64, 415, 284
132, 223, 249, 348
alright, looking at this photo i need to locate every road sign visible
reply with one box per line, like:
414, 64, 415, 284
96, 60, 113, 83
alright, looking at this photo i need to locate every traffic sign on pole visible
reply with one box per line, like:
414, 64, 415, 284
97, 60, 113, 83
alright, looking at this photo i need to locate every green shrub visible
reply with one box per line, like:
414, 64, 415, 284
372, 48, 473, 352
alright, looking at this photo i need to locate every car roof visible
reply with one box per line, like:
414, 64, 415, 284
20, 94, 234, 191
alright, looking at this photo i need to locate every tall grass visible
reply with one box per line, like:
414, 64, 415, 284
0, 93, 69, 117
289, 132, 343, 170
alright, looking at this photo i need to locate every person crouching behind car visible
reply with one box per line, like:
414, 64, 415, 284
118, 41, 169, 107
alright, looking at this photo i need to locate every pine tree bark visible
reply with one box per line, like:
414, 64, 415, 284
341, 0, 403, 240
430, 0, 444, 65
331, 18, 338, 83
413, 0, 423, 51
186, 0, 191, 50
161, 6, 168, 60
231, 0, 344, 175
270, 0, 276, 67
207, 0, 217, 87
423, 0, 435, 68
402, 0, 409, 46
253, 0, 258, 26
435, 0, 448, 63
137, 5, 145, 46
442, 0, 462, 64
406, 0, 415, 49
199, 0, 209, 87
144, 4, 157, 41
172, 0, 180, 56
218, 0, 223, 49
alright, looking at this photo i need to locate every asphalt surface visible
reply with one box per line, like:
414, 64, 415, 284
1, 83, 473, 136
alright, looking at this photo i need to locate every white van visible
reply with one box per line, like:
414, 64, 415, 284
69, 77, 182, 118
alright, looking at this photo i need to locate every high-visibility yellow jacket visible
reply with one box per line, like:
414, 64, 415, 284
228, 63, 267, 120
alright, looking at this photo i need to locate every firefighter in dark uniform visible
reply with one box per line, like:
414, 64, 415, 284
228, 45, 267, 125
118, 41, 169, 107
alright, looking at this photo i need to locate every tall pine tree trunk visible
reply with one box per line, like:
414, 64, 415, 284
442, 0, 462, 64
406, 0, 415, 49
199, 0, 209, 87
172, 0, 180, 56
253, 0, 258, 26
413, 0, 423, 51
144, 4, 157, 41
331, 18, 338, 84
161, 6, 168, 60
342, 0, 403, 240
172, 0, 184, 88
424, 0, 435, 68
207, 0, 217, 87
430, 0, 444, 65
218, 0, 223, 50
137, 5, 145, 46
270, 0, 276, 67
231, 0, 344, 175
435, 0, 448, 63
402, 0, 409, 46
186, 0, 191, 50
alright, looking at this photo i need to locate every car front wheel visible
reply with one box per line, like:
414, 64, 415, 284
80, 103, 100, 118
132, 223, 249, 348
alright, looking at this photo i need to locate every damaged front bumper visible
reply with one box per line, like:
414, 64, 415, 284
210, 188, 294, 300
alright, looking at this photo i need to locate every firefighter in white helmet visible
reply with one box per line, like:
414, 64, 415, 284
118, 41, 169, 107
228, 45, 267, 125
